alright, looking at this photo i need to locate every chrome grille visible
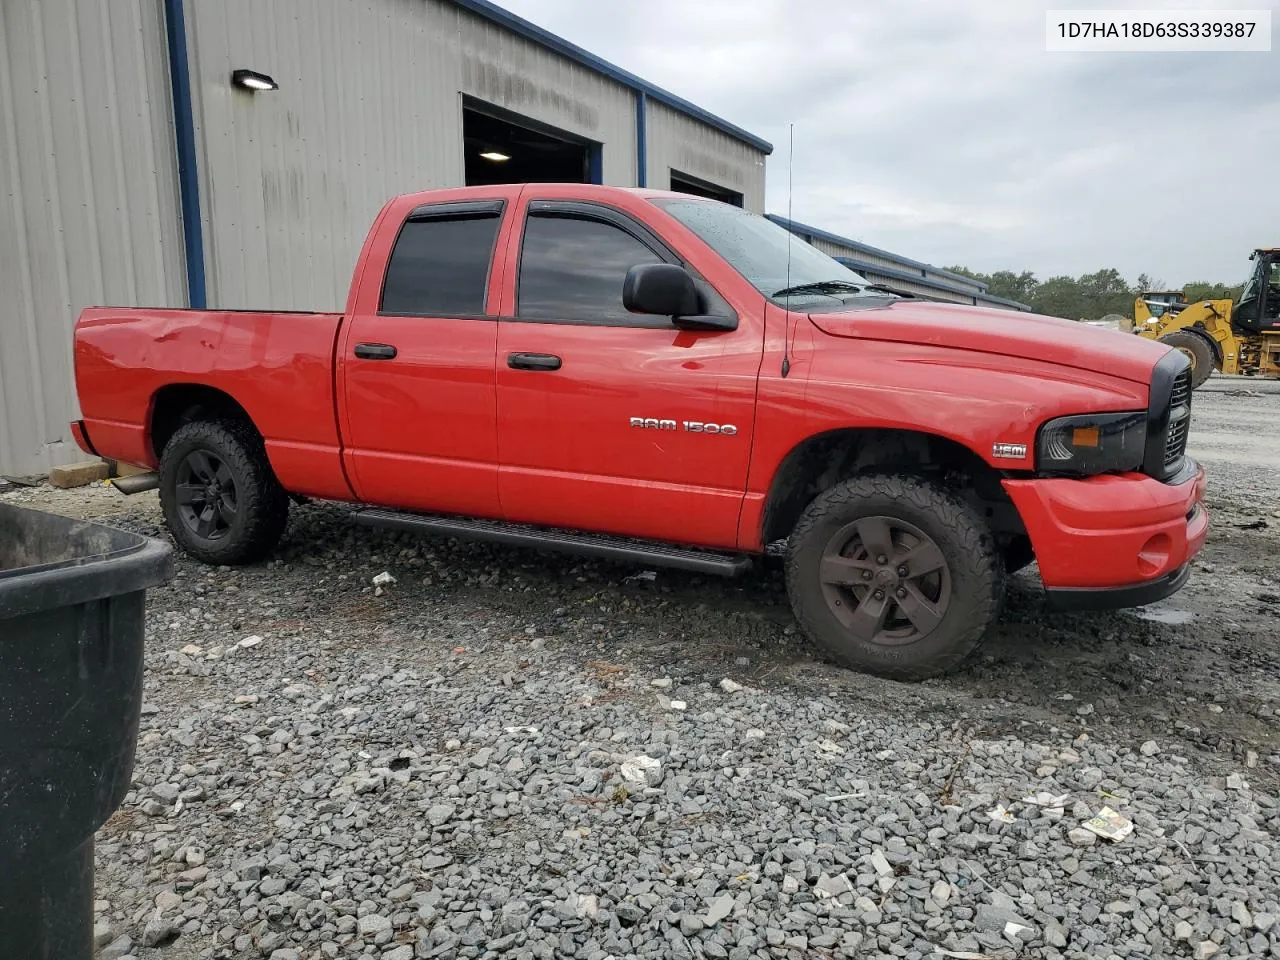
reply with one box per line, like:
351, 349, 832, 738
1163, 370, 1192, 468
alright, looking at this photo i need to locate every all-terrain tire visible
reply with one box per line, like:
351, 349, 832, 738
1159, 330, 1215, 389
158, 420, 289, 565
785, 474, 1000, 681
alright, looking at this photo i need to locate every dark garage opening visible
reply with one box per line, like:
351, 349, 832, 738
463, 100, 600, 187
670, 169, 743, 207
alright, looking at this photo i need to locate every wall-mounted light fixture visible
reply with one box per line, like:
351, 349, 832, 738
231, 69, 278, 92
479, 150, 511, 162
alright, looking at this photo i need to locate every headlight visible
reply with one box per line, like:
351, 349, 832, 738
1036, 412, 1146, 476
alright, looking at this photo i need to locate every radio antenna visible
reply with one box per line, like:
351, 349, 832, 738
781, 122, 794, 378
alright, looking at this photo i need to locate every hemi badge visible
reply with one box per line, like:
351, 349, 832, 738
992, 443, 1027, 459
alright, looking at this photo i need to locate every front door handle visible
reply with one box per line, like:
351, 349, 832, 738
507, 352, 562, 371
354, 342, 397, 360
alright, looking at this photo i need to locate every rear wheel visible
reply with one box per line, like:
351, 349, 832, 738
159, 420, 288, 564
1159, 330, 1215, 388
785, 474, 1000, 681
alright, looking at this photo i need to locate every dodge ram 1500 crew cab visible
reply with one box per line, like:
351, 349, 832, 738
71, 183, 1208, 679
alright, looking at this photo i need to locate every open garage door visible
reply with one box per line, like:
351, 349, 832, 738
670, 170, 743, 207
463, 100, 601, 186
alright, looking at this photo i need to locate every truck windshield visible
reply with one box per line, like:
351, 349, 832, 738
652, 198, 897, 306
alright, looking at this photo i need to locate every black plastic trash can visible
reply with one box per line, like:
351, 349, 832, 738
0, 502, 173, 960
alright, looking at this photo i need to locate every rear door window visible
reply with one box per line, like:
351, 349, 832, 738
380, 206, 503, 316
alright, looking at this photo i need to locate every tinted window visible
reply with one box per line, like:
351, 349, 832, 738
518, 215, 663, 322
381, 213, 501, 315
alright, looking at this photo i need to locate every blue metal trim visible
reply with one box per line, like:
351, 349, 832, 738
766, 214, 989, 292
162, 0, 206, 308
588, 142, 603, 185
447, 0, 772, 156
635, 91, 647, 188
833, 256, 1031, 311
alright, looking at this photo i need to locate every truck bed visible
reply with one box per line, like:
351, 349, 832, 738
74, 307, 353, 500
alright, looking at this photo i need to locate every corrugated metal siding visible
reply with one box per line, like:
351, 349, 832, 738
803, 231, 987, 294
455, 9, 635, 185
0, 0, 184, 477
808, 237, 845, 259
811, 237, 902, 271
185, 0, 638, 311
647, 100, 765, 213
856, 271, 975, 304
923, 268, 983, 293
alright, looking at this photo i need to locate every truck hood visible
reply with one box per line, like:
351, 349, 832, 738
808, 300, 1169, 384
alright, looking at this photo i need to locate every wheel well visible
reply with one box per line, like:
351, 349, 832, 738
150, 384, 257, 459
760, 428, 1027, 548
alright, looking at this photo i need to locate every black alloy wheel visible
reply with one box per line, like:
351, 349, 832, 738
818, 515, 951, 645
174, 450, 239, 541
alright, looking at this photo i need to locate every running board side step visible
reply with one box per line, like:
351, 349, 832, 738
351, 509, 752, 578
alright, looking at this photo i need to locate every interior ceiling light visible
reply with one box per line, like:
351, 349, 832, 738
232, 69, 278, 92
479, 151, 511, 162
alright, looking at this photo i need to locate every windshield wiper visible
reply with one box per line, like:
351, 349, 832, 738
771, 280, 866, 298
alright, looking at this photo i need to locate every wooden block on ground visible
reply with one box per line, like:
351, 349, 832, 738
49, 460, 109, 488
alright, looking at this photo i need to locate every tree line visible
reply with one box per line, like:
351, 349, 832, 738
943, 265, 1245, 321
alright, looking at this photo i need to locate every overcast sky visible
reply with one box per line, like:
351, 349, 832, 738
499, 0, 1279, 286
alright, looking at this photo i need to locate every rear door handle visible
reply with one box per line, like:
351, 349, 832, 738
507, 352, 562, 371
354, 342, 397, 360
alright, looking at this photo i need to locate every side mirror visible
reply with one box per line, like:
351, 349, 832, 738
623, 263, 699, 317
672, 312, 738, 332
623, 263, 739, 332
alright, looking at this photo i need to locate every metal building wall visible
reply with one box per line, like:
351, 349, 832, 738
457, 8, 635, 185
923, 268, 981, 292
856, 272, 974, 304
917, 265, 982, 294
810, 236, 902, 271
811, 236, 991, 300
0, 0, 185, 477
184, 0, 638, 311
799, 231, 981, 294
646, 100, 765, 213
847, 263, 1026, 309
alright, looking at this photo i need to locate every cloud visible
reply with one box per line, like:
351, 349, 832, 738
497, 0, 1280, 285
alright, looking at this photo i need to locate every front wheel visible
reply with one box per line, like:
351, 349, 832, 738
1159, 330, 1215, 389
785, 474, 1000, 681
159, 420, 289, 564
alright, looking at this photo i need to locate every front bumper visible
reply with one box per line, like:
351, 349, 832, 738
1002, 457, 1208, 609
1043, 562, 1191, 612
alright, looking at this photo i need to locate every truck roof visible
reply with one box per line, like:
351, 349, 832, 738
392, 183, 711, 206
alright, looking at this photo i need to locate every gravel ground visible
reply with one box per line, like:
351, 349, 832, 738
5, 376, 1280, 960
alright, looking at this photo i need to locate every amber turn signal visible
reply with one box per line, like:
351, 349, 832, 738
1071, 425, 1101, 448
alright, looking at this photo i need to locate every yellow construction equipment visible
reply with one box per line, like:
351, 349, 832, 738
1134, 290, 1189, 322
1124, 249, 1280, 389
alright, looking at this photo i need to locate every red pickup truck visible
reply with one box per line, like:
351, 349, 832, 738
72, 183, 1208, 679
